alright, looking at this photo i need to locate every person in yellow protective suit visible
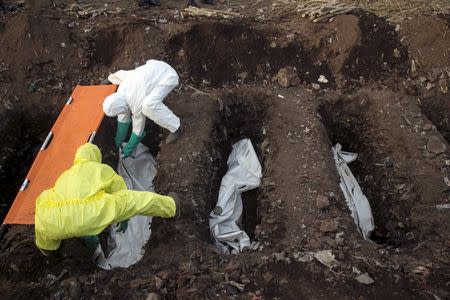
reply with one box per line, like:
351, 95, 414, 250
34, 143, 178, 253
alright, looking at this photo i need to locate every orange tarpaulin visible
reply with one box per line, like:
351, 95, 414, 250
3, 85, 117, 224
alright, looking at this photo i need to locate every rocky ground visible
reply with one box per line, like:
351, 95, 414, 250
0, 0, 449, 299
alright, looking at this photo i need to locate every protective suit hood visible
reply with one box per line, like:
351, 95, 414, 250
74, 143, 101, 164
103, 92, 129, 117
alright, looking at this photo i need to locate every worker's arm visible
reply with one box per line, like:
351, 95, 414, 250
34, 190, 62, 251
111, 190, 176, 223
117, 110, 131, 123
131, 113, 146, 136
108, 70, 131, 85
105, 172, 127, 194
35, 229, 61, 252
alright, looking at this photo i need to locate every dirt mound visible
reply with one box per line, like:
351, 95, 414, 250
342, 10, 408, 83
401, 15, 450, 71
168, 22, 334, 86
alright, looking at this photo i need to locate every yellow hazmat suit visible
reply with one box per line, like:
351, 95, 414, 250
34, 143, 176, 251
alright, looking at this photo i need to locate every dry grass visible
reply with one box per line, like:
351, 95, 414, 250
273, 0, 450, 22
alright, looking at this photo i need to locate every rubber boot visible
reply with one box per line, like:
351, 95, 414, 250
165, 126, 183, 144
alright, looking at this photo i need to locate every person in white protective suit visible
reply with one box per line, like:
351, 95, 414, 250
103, 60, 182, 158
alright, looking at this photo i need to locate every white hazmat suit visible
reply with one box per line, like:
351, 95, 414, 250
104, 59, 180, 135
103, 60, 180, 156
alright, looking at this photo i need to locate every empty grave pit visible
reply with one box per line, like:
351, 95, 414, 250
167, 22, 334, 87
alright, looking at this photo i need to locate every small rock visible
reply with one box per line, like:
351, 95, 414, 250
154, 276, 163, 290
238, 72, 248, 81
418, 76, 427, 83
438, 78, 448, 94
393, 48, 401, 58
444, 176, 450, 187
316, 194, 330, 210
355, 273, 374, 285
423, 123, 433, 131
312, 83, 320, 90
276, 66, 299, 88
317, 75, 328, 83
427, 136, 447, 154
270, 41, 277, 48
335, 231, 345, 245
320, 220, 339, 233
314, 250, 337, 267
146, 292, 161, 300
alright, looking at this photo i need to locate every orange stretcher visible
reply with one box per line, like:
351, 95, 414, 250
3, 85, 117, 224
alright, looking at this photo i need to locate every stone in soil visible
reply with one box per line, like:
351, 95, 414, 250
316, 194, 330, 210
427, 136, 447, 154
277, 66, 300, 88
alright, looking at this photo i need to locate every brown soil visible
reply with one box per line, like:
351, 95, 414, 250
0, 1, 449, 299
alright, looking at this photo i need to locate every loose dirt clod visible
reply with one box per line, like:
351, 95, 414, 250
427, 136, 447, 154
276, 66, 300, 88
320, 220, 339, 233
316, 194, 330, 210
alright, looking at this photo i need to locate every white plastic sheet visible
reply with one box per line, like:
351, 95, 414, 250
209, 139, 262, 254
96, 143, 156, 269
332, 143, 374, 239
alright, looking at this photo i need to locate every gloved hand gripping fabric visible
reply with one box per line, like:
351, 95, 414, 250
122, 132, 146, 158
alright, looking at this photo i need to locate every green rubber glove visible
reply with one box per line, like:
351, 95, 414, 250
122, 132, 145, 158
115, 121, 131, 148
80, 235, 100, 253
116, 220, 129, 233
